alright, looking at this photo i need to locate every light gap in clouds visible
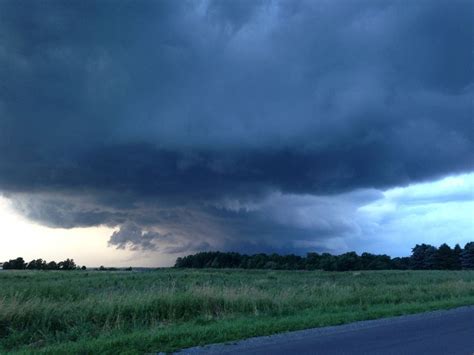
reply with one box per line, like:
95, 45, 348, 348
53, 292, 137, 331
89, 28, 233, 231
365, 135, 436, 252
0, 0, 472, 265
355, 173, 474, 256
1, 172, 472, 265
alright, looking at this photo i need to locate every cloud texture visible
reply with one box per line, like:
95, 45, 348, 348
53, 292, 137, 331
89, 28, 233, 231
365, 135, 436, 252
0, 0, 472, 256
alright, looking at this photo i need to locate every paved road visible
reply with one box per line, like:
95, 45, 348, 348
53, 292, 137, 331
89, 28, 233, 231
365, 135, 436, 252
178, 306, 474, 355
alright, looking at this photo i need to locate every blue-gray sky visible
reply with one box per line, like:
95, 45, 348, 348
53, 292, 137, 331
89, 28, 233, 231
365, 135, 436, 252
0, 0, 473, 264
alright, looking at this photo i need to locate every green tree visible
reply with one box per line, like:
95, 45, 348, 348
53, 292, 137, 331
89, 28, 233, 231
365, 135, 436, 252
58, 259, 76, 270
27, 259, 47, 270
461, 242, 474, 269
46, 261, 58, 270
335, 252, 362, 271
411, 244, 437, 269
424, 246, 439, 269
391, 257, 411, 270
436, 244, 456, 270
3, 257, 26, 270
305, 252, 320, 270
452, 244, 462, 269
319, 253, 337, 271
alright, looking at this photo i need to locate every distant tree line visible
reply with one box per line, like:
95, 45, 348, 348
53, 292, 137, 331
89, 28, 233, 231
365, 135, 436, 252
96, 266, 133, 271
1, 257, 85, 270
175, 242, 474, 271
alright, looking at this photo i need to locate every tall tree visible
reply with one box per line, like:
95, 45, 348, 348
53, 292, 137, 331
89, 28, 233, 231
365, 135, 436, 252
453, 244, 462, 269
436, 244, 455, 270
411, 244, 431, 269
461, 242, 474, 269
424, 246, 439, 269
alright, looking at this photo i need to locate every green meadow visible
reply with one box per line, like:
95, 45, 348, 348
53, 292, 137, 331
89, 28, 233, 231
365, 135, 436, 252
1, 269, 473, 354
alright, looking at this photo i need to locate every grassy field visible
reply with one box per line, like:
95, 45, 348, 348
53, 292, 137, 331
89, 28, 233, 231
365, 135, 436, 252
1, 269, 474, 354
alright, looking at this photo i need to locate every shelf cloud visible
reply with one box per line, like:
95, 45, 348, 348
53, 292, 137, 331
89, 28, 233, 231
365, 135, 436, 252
1, 0, 472, 256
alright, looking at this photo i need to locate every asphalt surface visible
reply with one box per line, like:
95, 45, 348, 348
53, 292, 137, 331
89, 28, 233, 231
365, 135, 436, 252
178, 306, 474, 355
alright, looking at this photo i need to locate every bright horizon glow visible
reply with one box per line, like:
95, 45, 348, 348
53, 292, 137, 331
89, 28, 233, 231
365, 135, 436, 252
0, 197, 175, 267
1, 172, 473, 266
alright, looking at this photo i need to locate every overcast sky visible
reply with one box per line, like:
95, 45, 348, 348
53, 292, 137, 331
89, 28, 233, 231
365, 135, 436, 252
0, 0, 473, 266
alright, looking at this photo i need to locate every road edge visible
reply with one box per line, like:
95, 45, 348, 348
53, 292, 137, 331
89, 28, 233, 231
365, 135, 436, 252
175, 305, 474, 354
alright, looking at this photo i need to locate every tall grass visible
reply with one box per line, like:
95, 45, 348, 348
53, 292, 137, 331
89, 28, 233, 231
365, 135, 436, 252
1, 269, 473, 353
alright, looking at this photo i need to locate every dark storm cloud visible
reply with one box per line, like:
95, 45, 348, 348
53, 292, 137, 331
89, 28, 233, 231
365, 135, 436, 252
0, 0, 472, 253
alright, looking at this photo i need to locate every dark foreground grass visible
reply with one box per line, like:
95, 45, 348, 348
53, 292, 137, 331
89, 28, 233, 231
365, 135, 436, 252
1, 269, 473, 354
